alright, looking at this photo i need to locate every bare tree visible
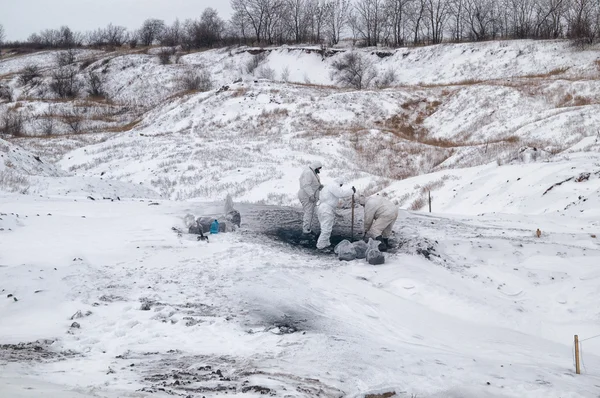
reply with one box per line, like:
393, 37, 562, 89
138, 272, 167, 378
200, 8, 225, 46
61, 108, 84, 133
104, 24, 128, 47
161, 19, 183, 46
0, 24, 5, 46
231, 0, 267, 44
309, 0, 329, 43
331, 51, 377, 89
0, 84, 12, 102
567, 0, 597, 46
463, 0, 495, 40
50, 67, 80, 99
139, 19, 165, 46
424, 0, 451, 43
534, 0, 566, 39
354, 0, 387, 46
326, 0, 350, 45
18, 65, 42, 86
56, 48, 77, 67
408, 0, 427, 44
286, 0, 309, 43
386, 0, 411, 46
231, 0, 285, 44
1, 110, 24, 136
86, 71, 106, 98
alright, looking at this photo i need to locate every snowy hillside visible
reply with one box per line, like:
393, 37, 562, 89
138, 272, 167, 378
3, 39, 599, 203
3, 39, 600, 398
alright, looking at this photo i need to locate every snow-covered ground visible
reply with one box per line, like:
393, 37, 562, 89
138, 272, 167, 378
3, 39, 600, 397
2, 193, 600, 398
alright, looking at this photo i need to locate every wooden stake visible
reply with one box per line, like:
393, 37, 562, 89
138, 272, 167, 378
351, 194, 355, 242
428, 191, 432, 213
575, 335, 581, 374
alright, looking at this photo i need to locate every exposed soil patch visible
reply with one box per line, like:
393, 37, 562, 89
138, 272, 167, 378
0, 340, 78, 362
124, 351, 344, 397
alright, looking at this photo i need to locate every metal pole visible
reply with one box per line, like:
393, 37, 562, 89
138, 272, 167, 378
351, 194, 355, 242
428, 191, 432, 213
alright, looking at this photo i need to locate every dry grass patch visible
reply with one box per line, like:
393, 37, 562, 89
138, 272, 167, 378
103, 119, 141, 133
523, 67, 569, 79
557, 93, 594, 107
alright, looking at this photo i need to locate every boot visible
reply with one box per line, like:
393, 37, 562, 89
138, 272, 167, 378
375, 236, 388, 252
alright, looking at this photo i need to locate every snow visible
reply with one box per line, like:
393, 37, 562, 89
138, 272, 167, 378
3, 39, 600, 397
2, 195, 600, 397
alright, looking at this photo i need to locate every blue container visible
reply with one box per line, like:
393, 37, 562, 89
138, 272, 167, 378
210, 220, 219, 234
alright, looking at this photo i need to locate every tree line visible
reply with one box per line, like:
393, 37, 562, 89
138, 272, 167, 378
0, 0, 598, 51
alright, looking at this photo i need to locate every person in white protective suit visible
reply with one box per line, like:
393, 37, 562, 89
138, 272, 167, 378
298, 161, 324, 234
316, 178, 356, 250
359, 194, 398, 251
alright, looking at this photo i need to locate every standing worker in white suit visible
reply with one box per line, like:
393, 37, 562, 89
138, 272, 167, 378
298, 161, 323, 234
359, 194, 398, 251
316, 178, 356, 250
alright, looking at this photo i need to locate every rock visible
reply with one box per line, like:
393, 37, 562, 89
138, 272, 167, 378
70, 310, 83, 320
352, 240, 368, 259
140, 303, 151, 311
334, 240, 356, 261
70, 322, 80, 329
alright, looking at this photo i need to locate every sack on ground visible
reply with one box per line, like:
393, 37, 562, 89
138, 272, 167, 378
366, 238, 385, 265
334, 240, 357, 261
352, 240, 368, 259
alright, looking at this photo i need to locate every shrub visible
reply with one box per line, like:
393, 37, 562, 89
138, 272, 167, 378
157, 47, 175, 65
178, 69, 213, 92
50, 67, 80, 98
0, 84, 12, 102
56, 49, 77, 67
0, 110, 25, 136
60, 108, 84, 133
256, 66, 276, 80
331, 52, 377, 90
0, 169, 31, 194
18, 65, 42, 86
376, 68, 397, 89
85, 71, 106, 98
281, 66, 290, 82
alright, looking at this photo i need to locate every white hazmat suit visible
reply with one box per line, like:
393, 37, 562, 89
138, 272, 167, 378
316, 179, 355, 249
361, 194, 398, 240
297, 161, 323, 234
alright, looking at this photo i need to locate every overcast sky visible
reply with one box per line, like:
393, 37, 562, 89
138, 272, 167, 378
1, 0, 233, 41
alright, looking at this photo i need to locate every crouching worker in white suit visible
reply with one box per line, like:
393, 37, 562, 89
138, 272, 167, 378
359, 194, 398, 251
316, 179, 355, 250
298, 161, 323, 234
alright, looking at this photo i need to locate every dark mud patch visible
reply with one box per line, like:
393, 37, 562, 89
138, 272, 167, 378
0, 340, 79, 363
246, 207, 365, 254
125, 351, 344, 397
